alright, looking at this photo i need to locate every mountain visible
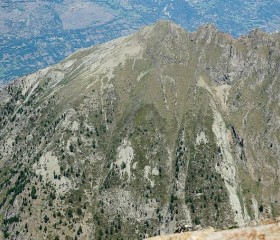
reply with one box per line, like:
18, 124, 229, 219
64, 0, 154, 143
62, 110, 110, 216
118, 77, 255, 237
0, 21, 280, 239
1, 0, 280, 83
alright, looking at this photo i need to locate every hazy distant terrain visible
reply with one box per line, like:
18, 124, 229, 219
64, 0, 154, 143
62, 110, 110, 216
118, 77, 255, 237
0, 0, 279, 83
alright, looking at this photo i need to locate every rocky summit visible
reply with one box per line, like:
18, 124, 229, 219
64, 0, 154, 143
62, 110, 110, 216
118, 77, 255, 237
0, 21, 280, 239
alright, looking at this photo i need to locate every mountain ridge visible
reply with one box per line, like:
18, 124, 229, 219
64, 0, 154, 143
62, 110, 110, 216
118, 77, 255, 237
1, 0, 280, 83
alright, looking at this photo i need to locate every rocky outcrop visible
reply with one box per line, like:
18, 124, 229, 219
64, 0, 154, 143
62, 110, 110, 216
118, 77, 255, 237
148, 221, 280, 240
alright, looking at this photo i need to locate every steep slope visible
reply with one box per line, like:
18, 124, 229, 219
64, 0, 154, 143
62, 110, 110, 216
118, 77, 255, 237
0, 21, 279, 240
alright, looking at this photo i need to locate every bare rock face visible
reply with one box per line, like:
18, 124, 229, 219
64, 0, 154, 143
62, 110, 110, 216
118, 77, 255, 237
0, 21, 279, 239
148, 222, 280, 240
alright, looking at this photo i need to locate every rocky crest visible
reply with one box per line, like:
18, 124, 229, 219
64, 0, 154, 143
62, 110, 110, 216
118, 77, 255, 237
148, 220, 280, 240
0, 21, 279, 239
